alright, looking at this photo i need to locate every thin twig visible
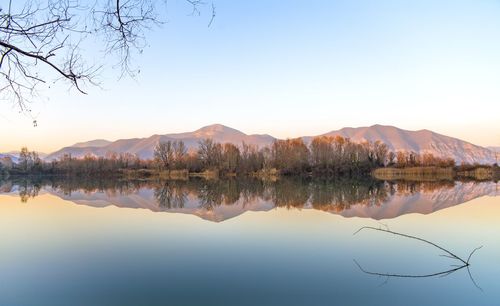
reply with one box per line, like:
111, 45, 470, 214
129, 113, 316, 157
353, 226, 468, 265
353, 259, 467, 278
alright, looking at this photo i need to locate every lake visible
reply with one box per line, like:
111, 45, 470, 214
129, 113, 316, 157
0, 177, 499, 306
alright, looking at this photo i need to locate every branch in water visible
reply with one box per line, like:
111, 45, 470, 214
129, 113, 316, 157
353, 259, 468, 278
353, 226, 468, 265
353, 226, 483, 289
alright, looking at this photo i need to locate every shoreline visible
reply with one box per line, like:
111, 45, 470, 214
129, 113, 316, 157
2, 165, 499, 183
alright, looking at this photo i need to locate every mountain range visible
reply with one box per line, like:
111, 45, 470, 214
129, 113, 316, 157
305, 124, 497, 164
44, 124, 276, 161
2, 124, 498, 164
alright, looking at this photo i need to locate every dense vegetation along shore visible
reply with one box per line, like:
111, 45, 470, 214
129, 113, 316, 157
1, 136, 498, 181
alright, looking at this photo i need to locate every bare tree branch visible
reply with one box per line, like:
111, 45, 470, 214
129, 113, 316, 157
353, 226, 468, 265
0, 0, 215, 115
208, 2, 215, 27
353, 226, 483, 290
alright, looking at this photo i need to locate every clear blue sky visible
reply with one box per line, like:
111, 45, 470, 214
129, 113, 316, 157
2, 0, 500, 152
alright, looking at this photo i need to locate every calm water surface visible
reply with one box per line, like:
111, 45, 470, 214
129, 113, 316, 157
0, 178, 499, 306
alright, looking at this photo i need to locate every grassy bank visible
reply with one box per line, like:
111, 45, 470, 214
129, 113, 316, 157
373, 167, 454, 181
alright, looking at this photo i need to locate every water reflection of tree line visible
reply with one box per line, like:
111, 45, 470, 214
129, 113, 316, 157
309, 180, 389, 212
0, 177, 42, 202
154, 180, 188, 209
387, 180, 455, 195
155, 179, 268, 210
2, 177, 148, 200
1, 177, 458, 212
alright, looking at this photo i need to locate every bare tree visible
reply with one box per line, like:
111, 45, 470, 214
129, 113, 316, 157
172, 140, 187, 169
0, 0, 215, 120
198, 138, 222, 169
154, 140, 174, 170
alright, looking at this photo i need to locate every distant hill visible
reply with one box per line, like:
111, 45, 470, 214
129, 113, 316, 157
71, 139, 112, 148
0, 151, 48, 164
303, 124, 496, 165
45, 124, 276, 160
44, 124, 497, 164
0, 153, 18, 164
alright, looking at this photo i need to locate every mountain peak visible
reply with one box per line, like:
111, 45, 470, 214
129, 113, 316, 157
195, 124, 244, 135
72, 139, 112, 148
368, 124, 400, 130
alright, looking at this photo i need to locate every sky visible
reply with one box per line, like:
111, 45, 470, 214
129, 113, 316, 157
1, 0, 500, 153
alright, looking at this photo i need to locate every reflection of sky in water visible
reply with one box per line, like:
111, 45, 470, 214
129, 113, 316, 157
0, 191, 499, 306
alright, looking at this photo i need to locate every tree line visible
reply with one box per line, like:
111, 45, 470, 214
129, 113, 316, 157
0, 136, 470, 178
150, 136, 458, 176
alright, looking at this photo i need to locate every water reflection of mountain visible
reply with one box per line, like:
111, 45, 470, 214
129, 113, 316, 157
1, 178, 498, 222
